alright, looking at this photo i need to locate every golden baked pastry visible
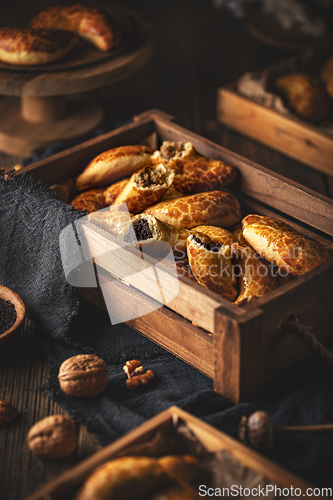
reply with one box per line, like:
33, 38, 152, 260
160, 185, 184, 201
74, 456, 168, 500
193, 225, 235, 247
321, 54, 333, 84
75, 455, 198, 500
275, 73, 330, 122
113, 165, 175, 214
76, 145, 154, 192
30, 4, 119, 51
152, 141, 236, 194
87, 209, 133, 240
70, 188, 106, 213
242, 215, 333, 276
193, 224, 237, 290
0, 28, 77, 66
187, 233, 238, 301
150, 483, 200, 500
232, 226, 278, 306
176, 260, 196, 281
104, 178, 129, 205
143, 190, 241, 229
123, 213, 195, 254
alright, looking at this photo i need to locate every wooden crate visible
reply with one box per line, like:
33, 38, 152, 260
217, 84, 333, 176
24, 405, 318, 500
22, 108, 333, 403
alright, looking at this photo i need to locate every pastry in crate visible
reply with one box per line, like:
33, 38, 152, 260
274, 73, 330, 122
30, 4, 120, 52
67, 141, 333, 307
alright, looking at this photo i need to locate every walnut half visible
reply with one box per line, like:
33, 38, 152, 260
123, 360, 154, 389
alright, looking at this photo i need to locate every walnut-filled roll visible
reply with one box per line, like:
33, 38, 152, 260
231, 226, 278, 306
187, 233, 238, 301
143, 190, 241, 229
76, 145, 154, 192
152, 141, 236, 194
87, 210, 133, 240
113, 164, 175, 214
123, 213, 193, 254
242, 215, 333, 276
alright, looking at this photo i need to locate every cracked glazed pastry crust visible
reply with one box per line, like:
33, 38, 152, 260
123, 213, 195, 253
0, 28, 77, 65
187, 233, 238, 301
70, 188, 107, 214
143, 190, 241, 229
242, 215, 333, 276
75, 455, 198, 500
30, 4, 119, 51
151, 141, 236, 194
232, 226, 278, 305
76, 145, 154, 192
113, 165, 175, 214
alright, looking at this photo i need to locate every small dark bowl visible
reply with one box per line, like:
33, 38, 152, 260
0, 285, 25, 352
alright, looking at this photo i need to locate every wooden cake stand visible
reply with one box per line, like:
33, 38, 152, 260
0, 7, 151, 157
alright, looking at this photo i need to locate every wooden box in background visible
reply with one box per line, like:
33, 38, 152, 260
217, 84, 333, 176
22, 109, 333, 403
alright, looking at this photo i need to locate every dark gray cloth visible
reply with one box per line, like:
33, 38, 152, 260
1, 170, 333, 487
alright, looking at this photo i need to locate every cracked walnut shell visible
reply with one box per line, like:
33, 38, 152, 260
58, 354, 109, 397
0, 401, 18, 426
27, 415, 77, 459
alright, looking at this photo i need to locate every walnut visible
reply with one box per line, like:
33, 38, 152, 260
238, 411, 274, 451
27, 415, 77, 459
0, 401, 18, 426
123, 359, 144, 378
123, 359, 154, 389
58, 354, 109, 397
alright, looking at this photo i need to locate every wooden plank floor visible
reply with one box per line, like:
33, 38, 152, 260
0, 0, 333, 498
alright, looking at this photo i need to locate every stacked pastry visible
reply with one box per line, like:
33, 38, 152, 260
66, 141, 333, 306
0, 4, 119, 66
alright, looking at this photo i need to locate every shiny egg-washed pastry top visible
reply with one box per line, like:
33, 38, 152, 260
0, 28, 77, 65
76, 145, 154, 192
242, 215, 333, 276
104, 178, 129, 205
70, 188, 106, 214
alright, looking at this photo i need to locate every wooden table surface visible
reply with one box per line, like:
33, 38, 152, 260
1, 1, 333, 498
